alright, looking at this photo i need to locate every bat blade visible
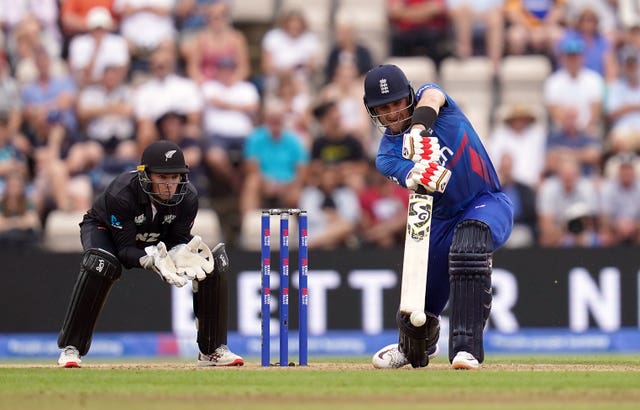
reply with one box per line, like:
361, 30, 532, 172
399, 193, 433, 317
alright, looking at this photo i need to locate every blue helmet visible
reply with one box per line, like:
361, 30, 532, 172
363, 64, 415, 134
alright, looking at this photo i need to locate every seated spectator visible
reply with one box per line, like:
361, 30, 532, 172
556, 3, 617, 82
545, 108, 603, 177
544, 37, 605, 139
68, 7, 129, 87
325, 13, 374, 83
447, 0, 505, 73
537, 152, 600, 247
358, 161, 409, 248
133, 45, 204, 151
202, 57, 260, 194
260, 8, 321, 94
496, 152, 537, 248
503, 0, 565, 56
72, 64, 137, 184
487, 103, 547, 189
310, 101, 367, 191
0, 53, 23, 138
0, 170, 41, 248
60, 0, 115, 38
1, 0, 62, 59
598, 152, 640, 246
318, 59, 374, 148
10, 16, 68, 85
266, 72, 313, 147
299, 164, 361, 250
113, 0, 177, 67
386, 0, 451, 66
604, 49, 640, 153
174, 0, 220, 36
182, 1, 251, 83
0, 111, 29, 193
239, 101, 309, 216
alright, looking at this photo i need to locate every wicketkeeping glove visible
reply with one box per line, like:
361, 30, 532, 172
168, 235, 214, 281
402, 128, 441, 163
140, 242, 188, 287
406, 161, 451, 194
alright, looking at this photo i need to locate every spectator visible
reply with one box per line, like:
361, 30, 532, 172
543, 37, 605, 139
182, 1, 251, 83
318, 59, 374, 148
133, 45, 204, 152
447, 0, 505, 73
503, 0, 565, 56
260, 8, 321, 94
267, 72, 313, 147
357, 161, 409, 248
0, 111, 29, 193
605, 49, 640, 153
537, 152, 600, 247
68, 7, 130, 87
201, 57, 260, 194
73, 64, 137, 186
239, 101, 309, 216
174, 0, 220, 35
0, 53, 23, 138
545, 107, 603, 177
496, 152, 537, 248
0, 0, 62, 58
487, 103, 547, 189
0, 170, 41, 248
113, 0, 177, 67
556, 2, 617, 82
299, 164, 361, 250
309, 101, 367, 191
386, 0, 451, 66
60, 0, 116, 38
599, 152, 640, 246
325, 13, 374, 83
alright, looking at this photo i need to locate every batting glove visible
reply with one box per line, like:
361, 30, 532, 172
140, 242, 188, 287
406, 161, 451, 194
402, 128, 441, 163
168, 235, 214, 281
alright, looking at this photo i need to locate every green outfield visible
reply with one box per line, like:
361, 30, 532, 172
1, 355, 639, 410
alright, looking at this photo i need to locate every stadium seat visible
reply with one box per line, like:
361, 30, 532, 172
192, 209, 224, 247
499, 55, 552, 106
335, 1, 389, 64
230, 0, 277, 22
384, 56, 438, 87
239, 210, 300, 251
43, 210, 85, 252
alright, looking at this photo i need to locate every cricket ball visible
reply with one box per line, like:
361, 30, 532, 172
410, 311, 427, 327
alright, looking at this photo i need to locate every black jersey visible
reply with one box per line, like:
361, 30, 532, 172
81, 171, 199, 268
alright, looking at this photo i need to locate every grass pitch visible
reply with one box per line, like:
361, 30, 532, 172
1, 355, 639, 410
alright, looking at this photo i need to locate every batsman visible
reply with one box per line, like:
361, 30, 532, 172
363, 65, 513, 370
56, 140, 244, 368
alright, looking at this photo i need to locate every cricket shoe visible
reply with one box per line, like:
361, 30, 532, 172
58, 346, 82, 368
372, 343, 439, 369
197, 345, 244, 367
451, 351, 479, 370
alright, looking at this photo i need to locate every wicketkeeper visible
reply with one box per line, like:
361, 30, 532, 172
363, 64, 514, 370
57, 140, 243, 367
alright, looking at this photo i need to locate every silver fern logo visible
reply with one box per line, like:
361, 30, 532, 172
164, 150, 177, 161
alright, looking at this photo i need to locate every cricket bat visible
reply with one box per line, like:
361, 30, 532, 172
399, 191, 433, 327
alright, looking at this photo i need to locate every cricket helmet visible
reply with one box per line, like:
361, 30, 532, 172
363, 64, 415, 134
137, 140, 190, 206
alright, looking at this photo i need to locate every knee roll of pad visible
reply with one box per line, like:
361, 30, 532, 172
448, 220, 493, 364
397, 310, 440, 368
58, 248, 122, 356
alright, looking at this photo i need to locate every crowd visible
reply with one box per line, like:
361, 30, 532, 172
1, 0, 640, 250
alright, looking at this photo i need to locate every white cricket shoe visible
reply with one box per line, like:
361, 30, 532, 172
451, 351, 479, 370
197, 345, 244, 367
58, 346, 82, 368
372, 343, 439, 369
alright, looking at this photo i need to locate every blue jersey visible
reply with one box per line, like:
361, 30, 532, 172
375, 83, 502, 220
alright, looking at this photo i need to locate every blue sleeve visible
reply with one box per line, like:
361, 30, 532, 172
375, 135, 414, 188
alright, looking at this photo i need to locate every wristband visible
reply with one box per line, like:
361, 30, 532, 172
411, 106, 438, 131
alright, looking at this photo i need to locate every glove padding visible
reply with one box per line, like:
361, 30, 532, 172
140, 242, 188, 287
168, 235, 214, 281
406, 161, 451, 193
397, 310, 440, 368
402, 128, 441, 163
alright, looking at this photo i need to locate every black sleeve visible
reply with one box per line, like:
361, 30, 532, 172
164, 189, 198, 249
103, 192, 146, 269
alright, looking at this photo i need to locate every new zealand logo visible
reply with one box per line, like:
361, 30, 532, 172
134, 213, 146, 225
164, 150, 177, 161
